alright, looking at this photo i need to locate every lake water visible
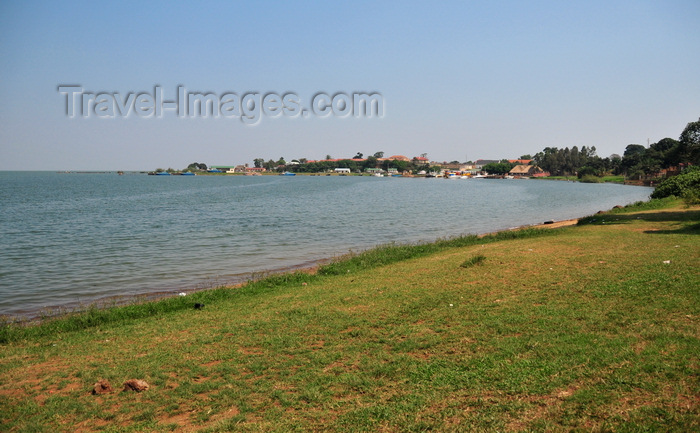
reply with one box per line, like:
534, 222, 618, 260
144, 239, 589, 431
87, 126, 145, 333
0, 172, 652, 319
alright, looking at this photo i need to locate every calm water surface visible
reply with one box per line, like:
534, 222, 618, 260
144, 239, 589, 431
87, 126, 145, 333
0, 172, 651, 318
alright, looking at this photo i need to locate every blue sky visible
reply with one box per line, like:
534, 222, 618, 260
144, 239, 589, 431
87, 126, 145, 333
1, 0, 699, 170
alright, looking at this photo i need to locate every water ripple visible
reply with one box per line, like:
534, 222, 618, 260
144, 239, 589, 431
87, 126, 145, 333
0, 172, 651, 319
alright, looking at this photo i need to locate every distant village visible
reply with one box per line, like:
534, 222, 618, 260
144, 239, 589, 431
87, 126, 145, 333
152, 116, 699, 183
154, 153, 548, 178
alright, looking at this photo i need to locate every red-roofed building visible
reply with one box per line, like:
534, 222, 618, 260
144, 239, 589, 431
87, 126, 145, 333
388, 155, 410, 161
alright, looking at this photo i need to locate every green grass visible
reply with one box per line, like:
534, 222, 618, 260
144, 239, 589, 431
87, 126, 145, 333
600, 175, 625, 183
0, 229, 555, 344
0, 200, 698, 432
459, 254, 487, 268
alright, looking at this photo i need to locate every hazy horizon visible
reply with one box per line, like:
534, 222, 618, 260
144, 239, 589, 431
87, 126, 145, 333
2, 1, 699, 171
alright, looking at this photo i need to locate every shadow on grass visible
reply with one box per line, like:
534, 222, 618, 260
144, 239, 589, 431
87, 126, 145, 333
645, 221, 700, 235
578, 209, 700, 235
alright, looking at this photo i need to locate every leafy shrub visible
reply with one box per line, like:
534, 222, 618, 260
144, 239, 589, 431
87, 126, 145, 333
682, 187, 700, 205
650, 166, 700, 199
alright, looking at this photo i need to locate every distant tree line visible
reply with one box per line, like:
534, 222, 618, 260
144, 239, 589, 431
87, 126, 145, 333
533, 117, 699, 178
178, 117, 699, 179
533, 146, 608, 177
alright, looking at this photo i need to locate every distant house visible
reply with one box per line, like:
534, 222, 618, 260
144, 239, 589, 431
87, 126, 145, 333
388, 155, 410, 162
245, 167, 266, 173
442, 163, 472, 172
210, 166, 238, 173
509, 165, 549, 177
660, 164, 687, 178
412, 156, 429, 164
334, 168, 351, 174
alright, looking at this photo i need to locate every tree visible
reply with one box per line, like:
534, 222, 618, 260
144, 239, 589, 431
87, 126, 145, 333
648, 138, 680, 168
678, 117, 700, 165
186, 162, 207, 171
364, 155, 378, 169
392, 160, 409, 172
264, 159, 276, 170
482, 162, 514, 175
519, 154, 532, 160
353, 152, 363, 159
253, 158, 264, 168
620, 144, 647, 175
623, 144, 646, 157
373, 151, 384, 158
534, 147, 564, 175
326, 155, 332, 160
277, 157, 286, 166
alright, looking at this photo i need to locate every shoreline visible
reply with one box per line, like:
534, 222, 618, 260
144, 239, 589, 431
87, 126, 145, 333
2, 200, 695, 431
5, 214, 583, 324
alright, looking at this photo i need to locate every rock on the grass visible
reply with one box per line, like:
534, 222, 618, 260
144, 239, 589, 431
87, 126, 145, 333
122, 379, 150, 392
92, 379, 113, 395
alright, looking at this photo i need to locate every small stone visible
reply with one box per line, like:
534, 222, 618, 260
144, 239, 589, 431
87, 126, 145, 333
92, 379, 113, 395
123, 379, 150, 392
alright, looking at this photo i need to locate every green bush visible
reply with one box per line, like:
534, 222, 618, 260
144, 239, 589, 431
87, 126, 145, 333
682, 187, 700, 205
650, 166, 700, 200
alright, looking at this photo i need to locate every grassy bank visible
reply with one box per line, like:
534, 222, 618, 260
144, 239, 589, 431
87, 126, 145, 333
534, 175, 625, 183
1, 200, 698, 432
